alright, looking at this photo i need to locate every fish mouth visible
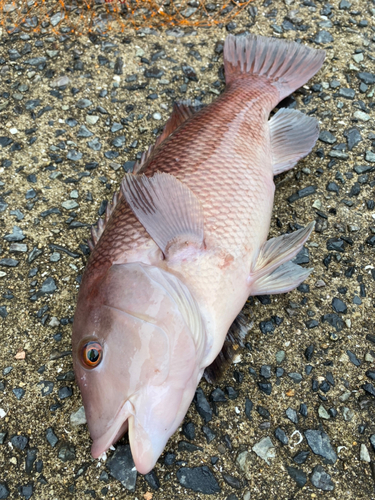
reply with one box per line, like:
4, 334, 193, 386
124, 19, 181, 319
91, 400, 133, 459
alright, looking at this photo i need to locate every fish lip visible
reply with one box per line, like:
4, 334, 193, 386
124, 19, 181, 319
90, 400, 133, 459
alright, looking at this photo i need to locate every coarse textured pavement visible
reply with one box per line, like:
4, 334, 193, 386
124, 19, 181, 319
1, 0, 375, 499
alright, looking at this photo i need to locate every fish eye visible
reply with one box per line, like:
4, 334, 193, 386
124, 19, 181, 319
82, 341, 103, 369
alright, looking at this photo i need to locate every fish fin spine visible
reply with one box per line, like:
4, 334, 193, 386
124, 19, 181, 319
224, 34, 325, 101
88, 190, 121, 250
270, 108, 320, 176
203, 311, 249, 384
121, 172, 204, 256
249, 222, 315, 295
155, 100, 204, 147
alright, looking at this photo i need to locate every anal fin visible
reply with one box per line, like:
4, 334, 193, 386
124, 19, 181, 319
270, 108, 320, 176
121, 172, 204, 256
250, 222, 314, 295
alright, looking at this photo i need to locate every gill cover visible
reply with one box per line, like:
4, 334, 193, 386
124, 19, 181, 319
72, 262, 206, 474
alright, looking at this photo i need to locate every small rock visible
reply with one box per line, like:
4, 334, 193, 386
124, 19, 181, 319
46, 427, 58, 447
360, 444, 370, 462
176, 466, 220, 494
58, 442, 76, 462
310, 465, 335, 491
287, 466, 307, 488
252, 436, 275, 465
304, 429, 337, 464
70, 406, 86, 426
332, 297, 347, 314
286, 407, 298, 424
353, 111, 370, 122
106, 445, 137, 491
314, 31, 333, 44
274, 427, 288, 445
318, 405, 330, 419
194, 388, 212, 423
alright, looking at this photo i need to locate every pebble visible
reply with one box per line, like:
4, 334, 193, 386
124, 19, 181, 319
360, 444, 371, 462
353, 110, 370, 121
293, 450, 309, 464
310, 465, 335, 491
286, 407, 298, 424
46, 428, 58, 447
318, 405, 330, 419
314, 31, 333, 44
332, 297, 347, 314
86, 115, 99, 125
70, 406, 86, 426
176, 466, 220, 494
252, 437, 275, 465
194, 388, 212, 423
57, 443, 76, 462
275, 350, 285, 364
304, 429, 337, 464
274, 427, 288, 445
0, 483, 10, 498
222, 473, 241, 489
106, 445, 137, 491
61, 200, 79, 210
11, 435, 28, 450
287, 467, 307, 488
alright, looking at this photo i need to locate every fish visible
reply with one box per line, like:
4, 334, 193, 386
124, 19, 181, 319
72, 33, 325, 474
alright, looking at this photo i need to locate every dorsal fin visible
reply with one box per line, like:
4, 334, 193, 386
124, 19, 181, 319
88, 101, 203, 250
155, 100, 202, 148
88, 191, 122, 251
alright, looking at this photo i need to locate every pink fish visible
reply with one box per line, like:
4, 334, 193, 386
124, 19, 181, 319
72, 34, 325, 474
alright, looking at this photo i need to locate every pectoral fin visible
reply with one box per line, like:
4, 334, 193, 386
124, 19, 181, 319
250, 222, 314, 295
121, 172, 204, 256
270, 108, 320, 176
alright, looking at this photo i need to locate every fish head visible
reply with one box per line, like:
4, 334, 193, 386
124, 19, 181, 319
72, 262, 206, 473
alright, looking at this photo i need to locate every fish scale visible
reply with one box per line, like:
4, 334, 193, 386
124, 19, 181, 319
90, 80, 277, 274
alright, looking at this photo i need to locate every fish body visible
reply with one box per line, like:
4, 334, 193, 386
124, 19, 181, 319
72, 34, 325, 474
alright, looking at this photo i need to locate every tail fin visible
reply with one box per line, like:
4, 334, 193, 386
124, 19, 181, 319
224, 34, 325, 101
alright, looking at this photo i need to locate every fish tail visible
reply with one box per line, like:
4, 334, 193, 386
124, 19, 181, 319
223, 34, 325, 102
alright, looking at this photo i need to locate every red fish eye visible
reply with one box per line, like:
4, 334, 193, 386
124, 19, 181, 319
82, 342, 102, 368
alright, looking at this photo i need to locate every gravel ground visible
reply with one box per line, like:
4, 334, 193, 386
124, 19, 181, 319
1, 0, 375, 499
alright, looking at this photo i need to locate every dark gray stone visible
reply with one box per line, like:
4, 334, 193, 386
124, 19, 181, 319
76, 98, 92, 109
304, 429, 337, 464
293, 450, 309, 464
286, 407, 298, 424
310, 465, 335, 491
177, 466, 220, 494
11, 435, 28, 450
0, 483, 9, 499
332, 297, 347, 314
77, 125, 93, 138
222, 473, 241, 489
357, 72, 375, 85
4, 226, 25, 242
314, 31, 333, 44
287, 466, 307, 488
194, 388, 212, 423
274, 427, 288, 445
106, 445, 137, 491
288, 186, 316, 203
319, 131, 336, 144
344, 128, 362, 150
46, 427, 58, 447
144, 470, 160, 490
347, 350, 361, 366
